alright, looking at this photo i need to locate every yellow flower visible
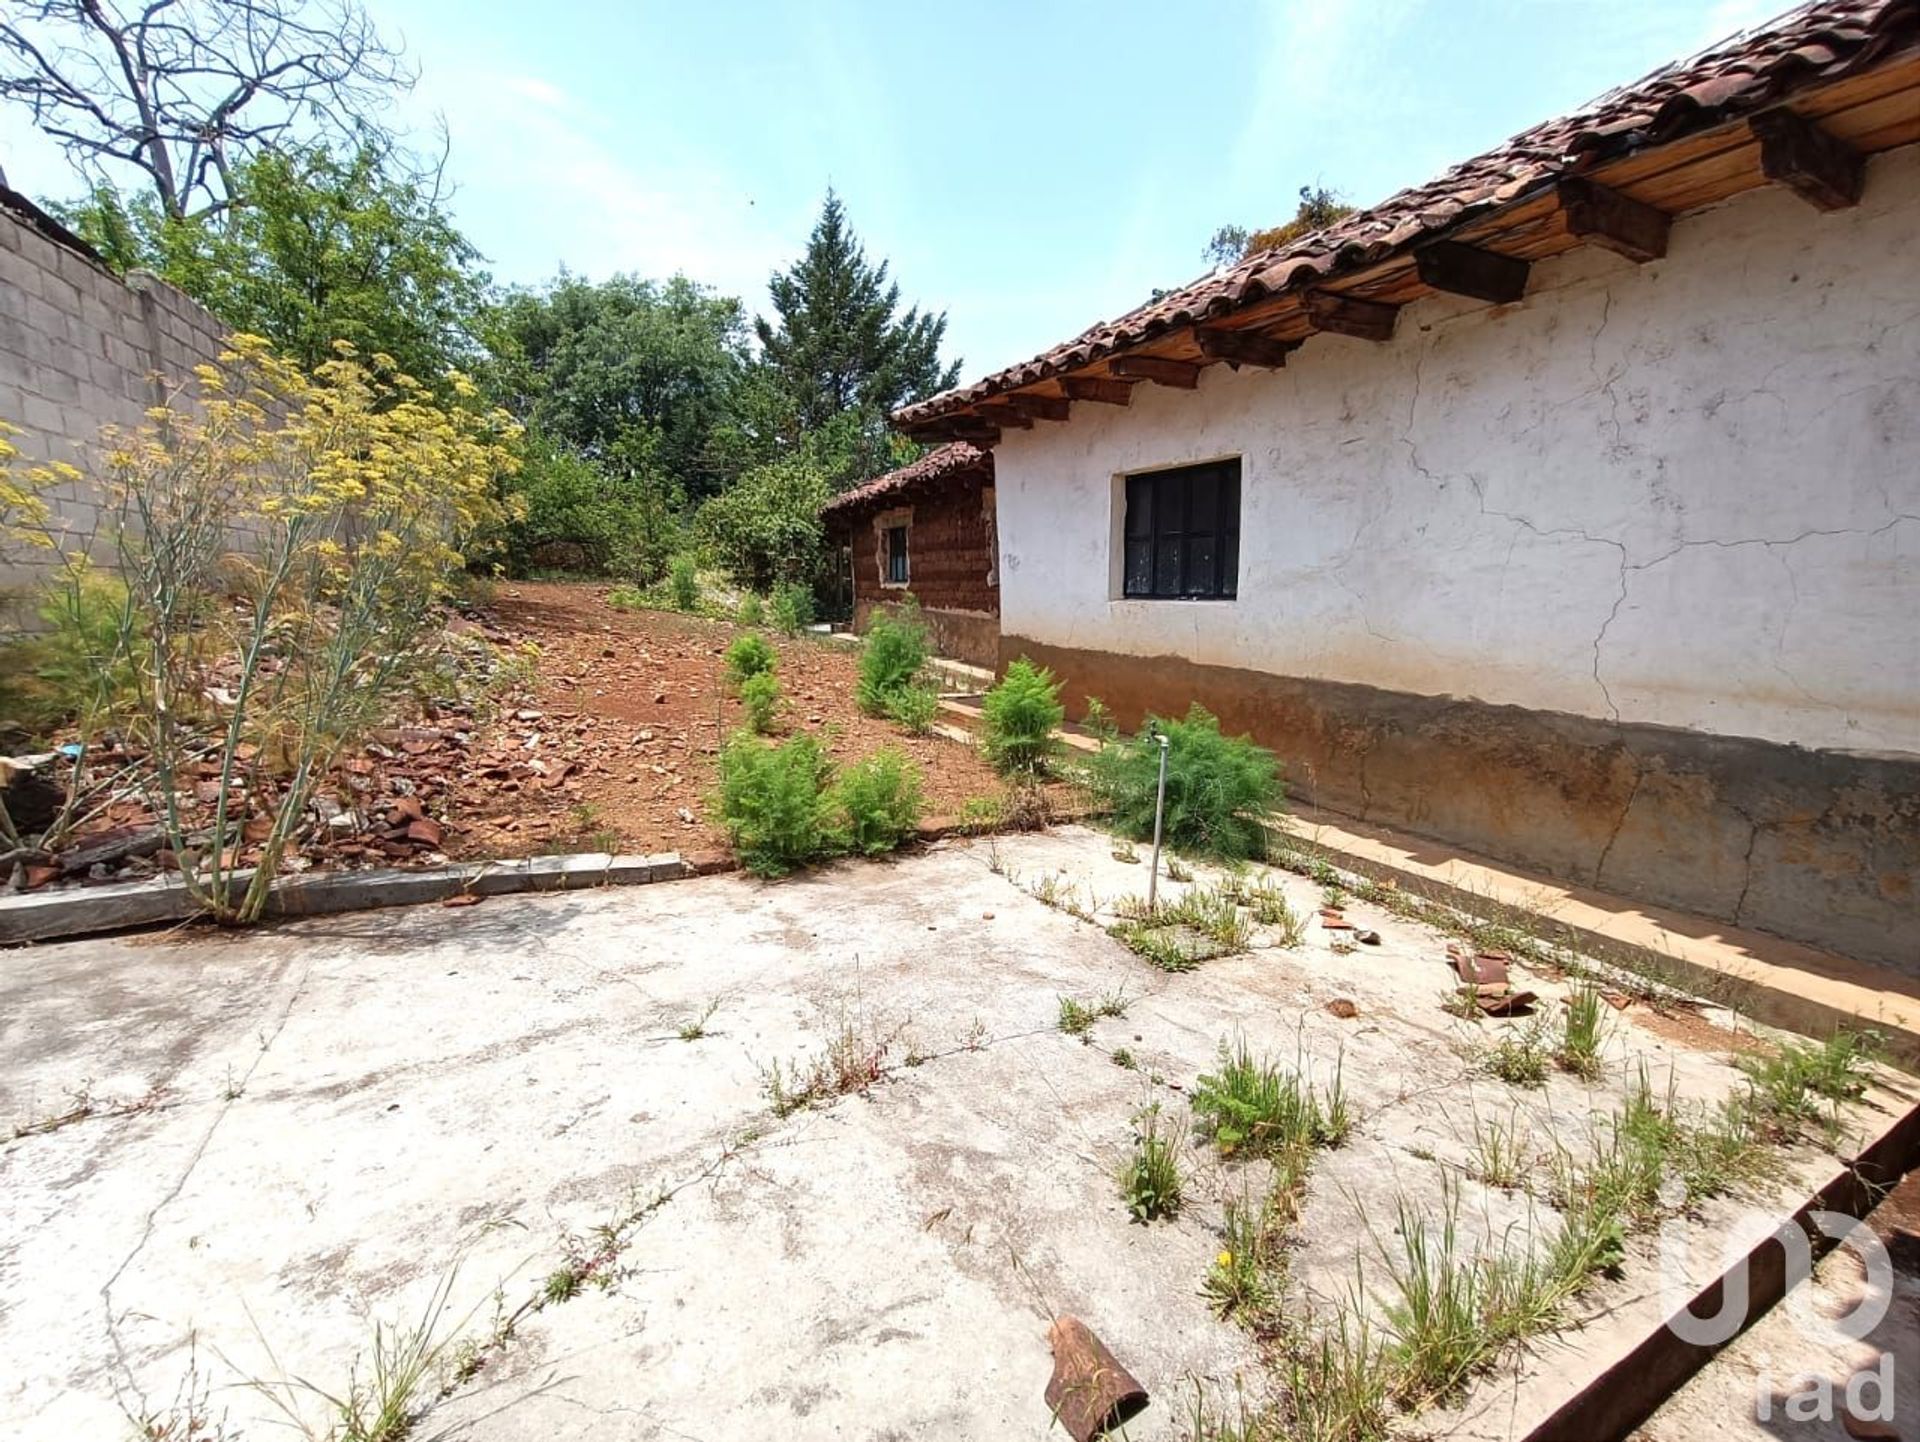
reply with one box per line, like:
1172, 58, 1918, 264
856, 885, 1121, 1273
1217, 1251, 1234, 1269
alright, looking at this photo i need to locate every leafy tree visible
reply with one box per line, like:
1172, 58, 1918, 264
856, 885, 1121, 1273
484, 273, 750, 500
499, 431, 683, 579
1204, 185, 1355, 266
755, 190, 958, 471
696, 452, 833, 594
55, 142, 488, 385
0, 0, 412, 220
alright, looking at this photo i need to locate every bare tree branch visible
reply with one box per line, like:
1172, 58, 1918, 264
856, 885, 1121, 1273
0, 0, 416, 217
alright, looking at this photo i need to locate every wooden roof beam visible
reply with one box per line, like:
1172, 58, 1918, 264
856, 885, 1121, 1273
1109, 355, 1201, 389
1557, 178, 1671, 262
940, 417, 1002, 444
975, 402, 1032, 430
1194, 326, 1298, 369
1414, 240, 1530, 304
1006, 392, 1071, 422
1750, 109, 1865, 211
1303, 290, 1400, 342
1061, 375, 1134, 406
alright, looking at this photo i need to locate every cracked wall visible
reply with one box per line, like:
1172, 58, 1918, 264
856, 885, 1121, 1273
996, 146, 1919, 757
992, 145, 1919, 968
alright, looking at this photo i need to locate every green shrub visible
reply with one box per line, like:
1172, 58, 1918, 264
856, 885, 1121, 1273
740, 671, 782, 734
668, 554, 700, 611
832, 747, 923, 855
723, 632, 777, 690
737, 593, 765, 627
695, 452, 831, 595
770, 582, 814, 636
856, 604, 929, 717
882, 682, 939, 734
502, 437, 683, 579
980, 657, 1063, 776
712, 732, 836, 877
1, 570, 144, 740
1086, 704, 1281, 859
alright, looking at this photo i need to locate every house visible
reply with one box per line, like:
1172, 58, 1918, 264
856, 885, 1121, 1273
895, 0, 1920, 972
822, 441, 999, 667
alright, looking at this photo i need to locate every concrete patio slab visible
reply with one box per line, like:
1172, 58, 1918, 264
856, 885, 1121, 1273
1, 827, 1905, 1442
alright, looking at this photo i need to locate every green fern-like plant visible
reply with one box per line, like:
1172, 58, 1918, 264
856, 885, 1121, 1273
980, 657, 1064, 776
1086, 704, 1281, 859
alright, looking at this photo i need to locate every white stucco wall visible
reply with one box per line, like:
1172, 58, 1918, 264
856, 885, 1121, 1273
995, 144, 1920, 756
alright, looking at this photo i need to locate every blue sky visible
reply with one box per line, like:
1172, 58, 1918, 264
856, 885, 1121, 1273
2, 0, 1786, 379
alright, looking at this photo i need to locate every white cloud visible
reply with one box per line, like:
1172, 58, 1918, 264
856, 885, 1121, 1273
407, 60, 798, 305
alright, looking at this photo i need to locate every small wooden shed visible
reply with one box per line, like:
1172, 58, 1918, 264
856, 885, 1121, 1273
822, 442, 999, 667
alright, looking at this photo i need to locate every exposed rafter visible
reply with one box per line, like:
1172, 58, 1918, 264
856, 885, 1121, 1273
1413, 240, 1531, 304
1556, 178, 1670, 263
975, 402, 1032, 430
1194, 327, 1298, 369
1061, 376, 1135, 406
1750, 109, 1865, 211
1303, 290, 1400, 342
1005, 392, 1071, 422
1109, 355, 1201, 389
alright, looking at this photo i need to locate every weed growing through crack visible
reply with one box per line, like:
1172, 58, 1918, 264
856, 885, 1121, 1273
759, 1011, 899, 1117
1482, 1023, 1550, 1089
1555, 985, 1608, 1080
1026, 871, 1098, 921
1057, 991, 1129, 1040
677, 998, 720, 1041
1470, 1108, 1532, 1192
1119, 1103, 1184, 1222
1191, 1039, 1349, 1158
1241, 878, 1307, 945
1111, 1047, 1138, 1070
1737, 1028, 1878, 1139
1165, 856, 1196, 883
241, 1267, 475, 1442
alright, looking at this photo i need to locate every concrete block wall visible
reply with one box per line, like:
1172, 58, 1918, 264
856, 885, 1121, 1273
0, 200, 232, 601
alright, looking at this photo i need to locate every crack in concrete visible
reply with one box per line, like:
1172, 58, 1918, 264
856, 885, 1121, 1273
1594, 763, 1643, 887
99, 959, 312, 1420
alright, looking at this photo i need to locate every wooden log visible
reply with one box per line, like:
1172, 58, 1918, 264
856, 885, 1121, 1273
1061, 376, 1135, 405
1193, 326, 1297, 369
1109, 354, 1201, 389
1303, 289, 1400, 341
1045, 1315, 1149, 1442
1557, 178, 1671, 262
1414, 240, 1530, 304
1750, 109, 1865, 211
1006, 392, 1071, 422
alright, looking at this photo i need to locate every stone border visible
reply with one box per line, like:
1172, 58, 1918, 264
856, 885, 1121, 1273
0, 850, 737, 946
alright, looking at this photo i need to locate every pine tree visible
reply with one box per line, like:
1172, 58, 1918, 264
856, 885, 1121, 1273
755, 191, 959, 438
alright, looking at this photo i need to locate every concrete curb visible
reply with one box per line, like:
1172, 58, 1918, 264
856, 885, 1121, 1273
1524, 1078, 1920, 1442
1261, 814, 1920, 1073
0, 850, 731, 946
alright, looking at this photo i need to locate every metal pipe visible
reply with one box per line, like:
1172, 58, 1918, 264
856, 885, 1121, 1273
1146, 730, 1170, 913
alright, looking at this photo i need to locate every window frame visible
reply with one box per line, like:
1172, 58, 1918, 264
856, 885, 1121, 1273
1118, 457, 1242, 601
874, 506, 912, 590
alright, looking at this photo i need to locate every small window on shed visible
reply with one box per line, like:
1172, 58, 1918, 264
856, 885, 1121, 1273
884, 524, 910, 585
1122, 458, 1240, 600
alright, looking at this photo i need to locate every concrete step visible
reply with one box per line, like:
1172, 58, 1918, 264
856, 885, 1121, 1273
1271, 805, 1920, 1070
926, 657, 995, 695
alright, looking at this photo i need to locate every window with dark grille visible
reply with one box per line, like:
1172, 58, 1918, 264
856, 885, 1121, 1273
884, 524, 909, 584
1122, 459, 1240, 599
